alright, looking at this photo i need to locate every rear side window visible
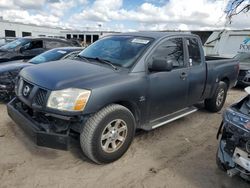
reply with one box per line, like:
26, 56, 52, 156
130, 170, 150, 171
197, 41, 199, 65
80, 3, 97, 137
187, 38, 201, 66
23, 40, 43, 50
151, 38, 184, 69
45, 40, 68, 49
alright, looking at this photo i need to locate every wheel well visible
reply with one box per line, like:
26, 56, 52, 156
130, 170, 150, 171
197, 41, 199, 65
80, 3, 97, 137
221, 77, 229, 89
114, 101, 140, 124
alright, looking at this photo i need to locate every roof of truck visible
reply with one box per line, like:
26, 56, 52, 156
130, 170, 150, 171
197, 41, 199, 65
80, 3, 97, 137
115, 31, 194, 39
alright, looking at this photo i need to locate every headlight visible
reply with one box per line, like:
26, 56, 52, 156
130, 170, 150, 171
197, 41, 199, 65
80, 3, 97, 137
224, 108, 250, 130
47, 88, 91, 112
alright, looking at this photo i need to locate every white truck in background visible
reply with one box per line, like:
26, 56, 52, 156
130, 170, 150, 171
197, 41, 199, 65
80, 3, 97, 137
204, 30, 250, 58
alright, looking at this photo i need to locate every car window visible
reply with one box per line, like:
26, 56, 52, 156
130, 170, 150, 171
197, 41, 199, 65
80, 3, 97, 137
150, 38, 184, 69
24, 40, 43, 50
79, 36, 153, 68
63, 51, 81, 60
28, 49, 69, 64
0, 38, 29, 50
187, 38, 201, 66
45, 40, 67, 49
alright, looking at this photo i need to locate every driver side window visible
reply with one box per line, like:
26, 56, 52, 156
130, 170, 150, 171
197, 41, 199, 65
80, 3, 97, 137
23, 40, 43, 50
150, 38, 184, 69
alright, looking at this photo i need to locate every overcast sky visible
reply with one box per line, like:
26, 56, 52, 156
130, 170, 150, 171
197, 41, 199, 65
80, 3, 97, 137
0, 0, 249, 31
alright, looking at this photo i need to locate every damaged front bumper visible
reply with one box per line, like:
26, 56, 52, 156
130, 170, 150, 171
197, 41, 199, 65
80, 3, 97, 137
217, 110, 250, 181
7, 98, 71, 150
238, 70, 250, 86
0, 72, 17, 101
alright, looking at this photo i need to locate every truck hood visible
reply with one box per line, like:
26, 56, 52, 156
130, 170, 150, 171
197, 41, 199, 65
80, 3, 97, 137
0, 60, 31, 73
20, 59, 120, 90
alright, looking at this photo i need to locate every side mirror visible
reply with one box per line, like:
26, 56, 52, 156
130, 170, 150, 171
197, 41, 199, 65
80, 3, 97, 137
149, 58, 173, 72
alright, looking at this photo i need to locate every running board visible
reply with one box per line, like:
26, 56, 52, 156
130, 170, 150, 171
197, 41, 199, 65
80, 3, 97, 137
151, 107, 198, 129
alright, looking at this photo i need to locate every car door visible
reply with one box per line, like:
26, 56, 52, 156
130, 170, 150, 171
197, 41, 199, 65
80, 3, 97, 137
147, 37, 189, 121
185, 37, 206, 105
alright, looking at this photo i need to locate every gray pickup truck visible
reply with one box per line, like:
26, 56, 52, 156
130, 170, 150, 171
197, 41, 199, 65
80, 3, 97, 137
7, 32, 239, 164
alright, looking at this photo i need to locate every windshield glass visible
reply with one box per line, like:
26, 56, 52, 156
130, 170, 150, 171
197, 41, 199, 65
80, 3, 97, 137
234, 53, 250, 63
0, 38, 29, 50
79, 36, 153, 68
29, 49, 69, 64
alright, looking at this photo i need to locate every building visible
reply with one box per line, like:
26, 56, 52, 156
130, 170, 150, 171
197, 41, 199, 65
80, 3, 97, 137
61, 30, 119, 45
0, 17, 117, 44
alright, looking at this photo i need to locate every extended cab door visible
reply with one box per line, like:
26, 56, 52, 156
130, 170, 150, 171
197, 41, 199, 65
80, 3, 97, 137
185, 37, 206, 105
147, 37, 189, 121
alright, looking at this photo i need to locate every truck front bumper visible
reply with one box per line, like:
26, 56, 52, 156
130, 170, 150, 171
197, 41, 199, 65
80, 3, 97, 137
7, 98, 70, 150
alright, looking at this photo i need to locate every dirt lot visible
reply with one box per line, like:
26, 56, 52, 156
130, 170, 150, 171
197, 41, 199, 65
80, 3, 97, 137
0, 88, 249, 188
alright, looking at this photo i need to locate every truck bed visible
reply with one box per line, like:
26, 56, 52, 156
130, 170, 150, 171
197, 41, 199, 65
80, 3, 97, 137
202, 56, 239, 100
205, 56, 232, 61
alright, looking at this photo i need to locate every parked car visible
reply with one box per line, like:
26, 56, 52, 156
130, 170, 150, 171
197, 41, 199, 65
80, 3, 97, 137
0, 37, 80, 63
7, 32, 239, 164
216, 87, 250, 181
0, 47, 82, 101
235, 52, 250, 86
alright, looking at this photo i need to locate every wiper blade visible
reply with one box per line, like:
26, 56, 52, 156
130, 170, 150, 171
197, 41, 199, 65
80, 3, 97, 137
76, 55, 90, 62
93, 57, 118, 70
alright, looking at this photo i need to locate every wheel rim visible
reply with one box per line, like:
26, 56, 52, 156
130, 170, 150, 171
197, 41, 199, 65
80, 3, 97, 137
101, 119, 128, 153
216, 89, 225, 107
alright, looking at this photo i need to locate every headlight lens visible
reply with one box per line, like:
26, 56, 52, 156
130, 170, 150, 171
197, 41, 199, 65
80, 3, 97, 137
225, 108, 250, 130
47, 88, 91, 112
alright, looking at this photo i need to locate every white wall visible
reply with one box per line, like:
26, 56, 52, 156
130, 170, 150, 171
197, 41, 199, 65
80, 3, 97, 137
0, 20, 64, 38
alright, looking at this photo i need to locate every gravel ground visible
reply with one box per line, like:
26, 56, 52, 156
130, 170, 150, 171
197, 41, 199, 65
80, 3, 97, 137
0, 88, 249, 188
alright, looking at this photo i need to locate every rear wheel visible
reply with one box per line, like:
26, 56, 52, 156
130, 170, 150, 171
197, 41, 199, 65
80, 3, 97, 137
80, 104, 136, 164
205, 81, 227, 112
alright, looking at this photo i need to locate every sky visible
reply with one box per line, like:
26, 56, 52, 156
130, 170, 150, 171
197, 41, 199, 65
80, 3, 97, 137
0, 0, 249, 31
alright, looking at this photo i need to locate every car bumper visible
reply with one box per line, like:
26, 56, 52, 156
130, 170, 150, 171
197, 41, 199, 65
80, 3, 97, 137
7, 98, 70, 150
217, 121, 250, 180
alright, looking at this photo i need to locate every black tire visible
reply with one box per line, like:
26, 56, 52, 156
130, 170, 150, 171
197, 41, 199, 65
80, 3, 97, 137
205, 81, 227, 112
80, 104, 136, 164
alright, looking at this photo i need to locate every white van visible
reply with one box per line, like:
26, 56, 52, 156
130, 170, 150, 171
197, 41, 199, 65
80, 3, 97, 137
204, 30, 250, 58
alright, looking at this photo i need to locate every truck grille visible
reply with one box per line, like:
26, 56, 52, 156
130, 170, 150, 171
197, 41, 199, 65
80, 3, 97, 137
17, 78, 48, 107
34, 89, 47, 106
22, 80, 33, 98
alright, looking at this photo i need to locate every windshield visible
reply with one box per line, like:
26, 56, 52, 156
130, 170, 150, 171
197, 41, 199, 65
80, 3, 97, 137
79, 36, 153, 68
234, 53, 250, 63
29, 49, 70, 64
0, 38, 29, 50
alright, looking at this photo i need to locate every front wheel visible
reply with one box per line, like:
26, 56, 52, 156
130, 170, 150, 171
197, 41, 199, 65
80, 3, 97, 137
205, 81, 227, 112
80, 104, 136, 164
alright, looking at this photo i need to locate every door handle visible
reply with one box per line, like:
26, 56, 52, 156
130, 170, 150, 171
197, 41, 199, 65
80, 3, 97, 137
180, 72, 187, 80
